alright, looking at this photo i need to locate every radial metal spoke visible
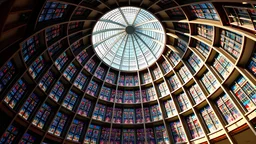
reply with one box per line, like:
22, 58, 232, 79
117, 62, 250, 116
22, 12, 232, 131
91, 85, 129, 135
136, 30, 165, 46
93, 31, 125, 47
136, 28, 165, 34
132, 34, 148, 68
134, 33, 157, 59
119, 34, 130, 70
132, 8, 142, 26
93, 28, 125, 35
134, 19, 159, 27
98, 19, 127, 27
101, 33, 127, 60
131, 35, 139, 70
110, 34, 128, 66
118, 8, 129, 26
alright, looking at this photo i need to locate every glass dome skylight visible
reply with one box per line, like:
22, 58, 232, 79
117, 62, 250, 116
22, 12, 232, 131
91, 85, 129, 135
92, 7, 166, 71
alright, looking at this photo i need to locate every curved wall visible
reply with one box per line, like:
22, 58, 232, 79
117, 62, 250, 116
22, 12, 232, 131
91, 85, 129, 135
0, 0, 256, 144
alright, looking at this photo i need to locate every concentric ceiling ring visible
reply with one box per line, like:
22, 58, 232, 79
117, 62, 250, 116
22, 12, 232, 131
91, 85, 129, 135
92, 6, 166, 71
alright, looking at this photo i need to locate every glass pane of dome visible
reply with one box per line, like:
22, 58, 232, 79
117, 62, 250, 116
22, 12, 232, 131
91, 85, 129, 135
92, 6, 166, 71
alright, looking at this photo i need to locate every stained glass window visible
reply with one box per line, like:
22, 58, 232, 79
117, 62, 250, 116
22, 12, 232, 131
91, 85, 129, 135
190, 3, 219, 20
178, 65, 192, 83
123, 109, 135, 124
48, 112, 68, 136
38, 2, 68, 22
123, 91, 134, 104
100, 127, 110, 143
248, 51, 256, 77
167, 50, 181, 66
200, 105, 220, 133
39, 70, 55, 92
21, 133, 36, 144
196, 41, 210, 58
141, 86, 157, 102
105, 71, 116, 84
76, 49, 89, 66
136, 108, 143, 123
115, 90, 123, 103
166, 8, 185, 19
74, 72, 87, 91
86, 80, 99, 97
125, 75, 134, 86
62, 90, 78, 111
19, 93, 39, 120
77, 97, 92, 117
113, 108, 122, 123
230, 76, 256, 111
110, 128, 121, 143
63, 63, 77, 81
122, 129, 135, 143
216, 94, 241, 123
155, 125, 169, 143
74, 7, 91, 16
48, 42, 62, 56
94, 66, 105, 80
71, 40, 83, 52
137, 129, 145, 143
177, 40, 187, 52
0, 61, 16, 93
161, 60, 172, 73
188, 53, 202, 72
49, 81, 65, 102
67, 119, 84, 142
84, 124, 101, 144
168, 74, 181, 91
32, 103, 51, 129
119, 75, 125, 86
201, 71, 219, 94
85, 59, 96, 73
134, 75, 139, 86
55, 52, 68, 71
146, 128, 155, 143
69, 22, 82, 30
158, 82, 170, 97
188, 84, 205, 104
134, 90, 140, 103
170, 120, 186, 143
28, 56, 45, 79
46, 25, 61, 42
144, 107, 151, 122
109, 90, 116, 103
150, 104, 162, 121
197, 24, 213, 40
141, 71, 151, 84
22, 35, 40, 62
93, 103, 106, 121
213, 53, 233, 79
174, 23, 189, 31
176, 93, 191, 112
105, 107, 113, 122
220, 29, 242, 59
99, 86, 111, 101
4, 79, 27, 109
186, 114, 204, 139
164, 99, 177, 117
0, 125, 19, 143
